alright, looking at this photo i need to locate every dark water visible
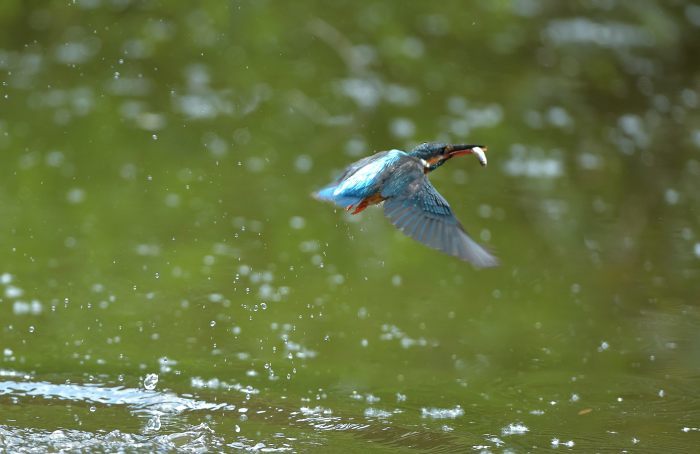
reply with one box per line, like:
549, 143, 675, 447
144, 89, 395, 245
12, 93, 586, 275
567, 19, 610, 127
1, 0, 700, 451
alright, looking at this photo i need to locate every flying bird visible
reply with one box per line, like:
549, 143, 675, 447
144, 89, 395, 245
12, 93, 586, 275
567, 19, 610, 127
314, 142, 497, 267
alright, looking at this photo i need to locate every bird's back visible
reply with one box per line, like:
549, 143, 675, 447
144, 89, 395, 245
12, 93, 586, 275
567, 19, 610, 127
316, 150, 416, 205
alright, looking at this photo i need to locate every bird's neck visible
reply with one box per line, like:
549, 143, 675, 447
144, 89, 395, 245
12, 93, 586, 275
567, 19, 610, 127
424, 159, 446, 173
411, 153, 447, 173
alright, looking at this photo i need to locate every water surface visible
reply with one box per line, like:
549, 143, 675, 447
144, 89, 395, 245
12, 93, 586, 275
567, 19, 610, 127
1, 1, 700, 451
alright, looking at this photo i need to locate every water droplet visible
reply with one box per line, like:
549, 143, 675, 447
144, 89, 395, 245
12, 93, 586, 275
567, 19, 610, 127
145, 414, 161, 431
210, 320, 216, 327
143, 373, 159, 390
152, 134, 158, 141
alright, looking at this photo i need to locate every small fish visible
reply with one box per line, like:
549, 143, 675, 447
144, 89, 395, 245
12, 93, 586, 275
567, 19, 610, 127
472, 146, 488, 167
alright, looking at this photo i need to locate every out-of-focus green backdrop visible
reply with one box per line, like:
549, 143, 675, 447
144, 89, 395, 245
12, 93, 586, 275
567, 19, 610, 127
1, 0, 699, 451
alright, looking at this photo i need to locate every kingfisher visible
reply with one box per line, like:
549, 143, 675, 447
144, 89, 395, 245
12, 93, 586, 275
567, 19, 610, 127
314, 142, 497, 268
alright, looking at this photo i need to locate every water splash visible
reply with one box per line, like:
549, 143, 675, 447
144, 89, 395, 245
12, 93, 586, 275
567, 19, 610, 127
0, 379, 235, 414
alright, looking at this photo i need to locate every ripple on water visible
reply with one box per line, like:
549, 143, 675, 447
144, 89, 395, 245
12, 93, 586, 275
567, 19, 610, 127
190, 376, 260, 395
551, 438, 575, 448
420, 405, 464, 419
0, 373, 254, 450
502, 423, 529, 436
363, 408, 393, 419
0, 424, 229, 452
0, 379, 235, 414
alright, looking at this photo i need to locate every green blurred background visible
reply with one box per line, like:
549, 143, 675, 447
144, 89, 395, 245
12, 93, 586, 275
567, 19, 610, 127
1, 0, 699, 451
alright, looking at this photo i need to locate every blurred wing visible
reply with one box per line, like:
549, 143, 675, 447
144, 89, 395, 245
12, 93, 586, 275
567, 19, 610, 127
334, 153, 389, 183
382, 177, 498, 268
314, 150, 403, 209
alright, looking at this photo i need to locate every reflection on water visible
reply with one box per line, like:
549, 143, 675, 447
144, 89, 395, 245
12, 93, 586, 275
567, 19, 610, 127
1, 0, 700, 451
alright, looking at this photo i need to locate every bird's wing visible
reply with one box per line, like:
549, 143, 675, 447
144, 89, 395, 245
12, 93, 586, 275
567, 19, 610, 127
381, 173, 498, 268
314, 150, 404, 208
334, 152, 390, 183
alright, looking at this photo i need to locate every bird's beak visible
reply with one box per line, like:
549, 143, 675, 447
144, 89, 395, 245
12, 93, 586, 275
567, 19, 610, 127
448, 145, 488, 167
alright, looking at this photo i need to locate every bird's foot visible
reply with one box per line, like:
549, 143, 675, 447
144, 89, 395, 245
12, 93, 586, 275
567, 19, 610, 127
350, 200, 369, 214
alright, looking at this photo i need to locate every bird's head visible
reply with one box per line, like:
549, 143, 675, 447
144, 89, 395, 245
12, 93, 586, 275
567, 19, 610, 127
409, 142, 488, 171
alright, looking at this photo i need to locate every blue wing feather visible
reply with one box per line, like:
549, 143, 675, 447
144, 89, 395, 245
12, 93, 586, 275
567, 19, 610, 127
382, 168, 498, 268
314, 150, 405, 209
313, 185, 364, 208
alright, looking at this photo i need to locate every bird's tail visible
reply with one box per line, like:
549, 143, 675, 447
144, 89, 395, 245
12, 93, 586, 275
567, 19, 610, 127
313, 186, 363, 209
